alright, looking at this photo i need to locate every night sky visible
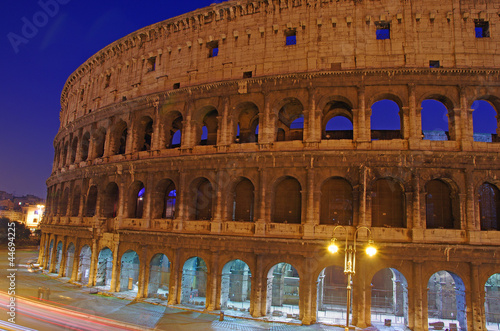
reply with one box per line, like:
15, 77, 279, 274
1, 0, 222, 199
0, 0, 496, 199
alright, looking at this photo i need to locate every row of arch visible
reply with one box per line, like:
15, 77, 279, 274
53, 95, 500, 170
42, 239, 500, 329
46, 175, 500, 231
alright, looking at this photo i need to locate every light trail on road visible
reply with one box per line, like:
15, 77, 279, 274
0, 291, 149, 331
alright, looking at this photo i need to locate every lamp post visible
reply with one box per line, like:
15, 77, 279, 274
327, 225, 377, 331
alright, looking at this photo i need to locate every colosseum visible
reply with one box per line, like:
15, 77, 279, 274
39, 0, 500, 330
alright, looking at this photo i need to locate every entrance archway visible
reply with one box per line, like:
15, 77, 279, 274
427, 270, 466, 330
180, 257, 208, 307
370, 268, 409, 329
266, 263, 300, 319
96, 248, 113, 289
316, 265, 348, 325
220, 259, 251, 314
64, 243, 75, 278
485, 273, 500, 330
119, 250, 140, 293
54, 241, 63, 274
78, 245, 91, 284
148, 253, 171, 299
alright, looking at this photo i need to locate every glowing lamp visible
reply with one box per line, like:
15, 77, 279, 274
365, 240, 377, 257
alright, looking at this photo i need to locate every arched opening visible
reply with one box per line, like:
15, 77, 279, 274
139, 117, 153, 151
110, 121, 128, 155
118, 128, 127, 154
316, 265, 348, 324
119, 250, 140, 294
421, 99, 451, 141
370, 268, 409, 329
372, 178, 405, 228
273, 177, 301, 223
94, 128, 106, 158
102, 182, 119, 218
199, 109, 218, 146
70, 186, 81, 217
70, 137, 78, 164
59, 188, 69, 216
370, 100, 402, 140
266, 263, 300, 319
128, 181, 145, 218
472, 100, 498, 142
163, 112, 183, 149
171, 130, 182, 147
64, 242, 75, 278
148, 253, 170, 299
220, 259, 252, 314
180, 257, 208, 307
78, 245, 92, 284
426, 179, 457, 229
232, 178, 254, 222
81, 132, 90, 161
276, 98, 304, 142
485, 273, 500, 329
320, 177, 353, 225
427, 271, 467, 330
55, 241, 63, 274
322, 100, 353, 140
96, 247, 113, 289
479, 182, 500, 231
46, 239, 54, 270
152, 179, 176, 219
235, 102, 259, 143
191, 178, 214, 220
61, 142, 68, 166
85, 185, 98, 217
324, 116, 353, 140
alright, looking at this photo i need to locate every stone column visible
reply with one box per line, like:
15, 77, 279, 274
251, 254, 264, 317
109, 239, 120, 292
49, 236, 58, 273
218, 97, 230, 146
351, 262, 369, 328
299, 259, 316, 325
410, 261, 425, 330
126, 118, 135, 153
358, 165, 369, 227
58, 237, 68, 277
304, 167, 316, 238
412, 170, 422, 229
174, 172, 186, 231
137, 245, 148, 298
169, 249, 181, 305
70, 238, 80, 282
470, 263, 485, 330
102, 121, 113, 157
259, 93, 274, 144
255, 168, 266, 235
211, 171, 224, 233
37, 233, 46, 265
144, 173, 153, 223
355, 86, 369, 142
465, 168, 477, 231
87, 238, 98, 287
408, 83, 421, 146
206, 253, 219, 311
152, 105, 161, 151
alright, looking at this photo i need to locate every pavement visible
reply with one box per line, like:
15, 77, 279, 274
0, 248, 405, 331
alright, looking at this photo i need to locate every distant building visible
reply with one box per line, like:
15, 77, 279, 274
22, 205, 44, 232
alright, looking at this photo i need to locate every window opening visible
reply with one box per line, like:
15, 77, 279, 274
173, 83, 180, 89
147, 57, 156, 72
475, 20, 490, 38
208, 41, 219, 58
429, 60, 440, 68
376, 22, 390, 40
285, 29, 297, 45
243, 71, 252, 78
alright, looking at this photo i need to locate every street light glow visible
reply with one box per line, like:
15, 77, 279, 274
328, 239, 339, 254
365, 241, 377, 257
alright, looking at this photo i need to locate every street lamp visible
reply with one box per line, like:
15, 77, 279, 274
327, 225, 377, 331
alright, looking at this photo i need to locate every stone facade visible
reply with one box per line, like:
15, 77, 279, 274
40, 0, 500, 330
